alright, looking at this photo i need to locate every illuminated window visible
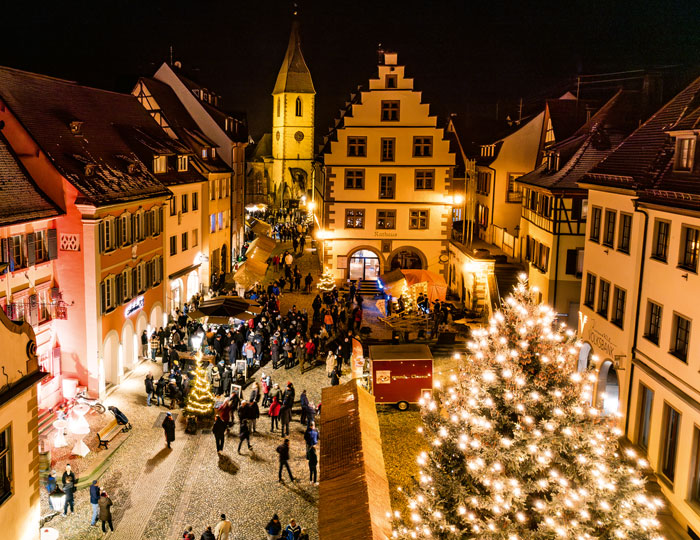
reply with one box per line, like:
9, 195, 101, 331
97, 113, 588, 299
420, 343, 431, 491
210, 214, 216, 233
177, 155, 188, 172
376, 210, 396, 230
680, 226, 700, 272
676, 137, 696, 171
153, 155, 167, 174
345, 209, 365, 229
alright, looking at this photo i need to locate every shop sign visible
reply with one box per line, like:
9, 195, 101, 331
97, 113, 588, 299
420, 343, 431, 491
124, 296, 144, 318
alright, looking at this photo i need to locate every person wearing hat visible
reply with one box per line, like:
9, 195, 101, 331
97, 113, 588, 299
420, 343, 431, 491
264, 514, 282, 540
162, 412, 175, 448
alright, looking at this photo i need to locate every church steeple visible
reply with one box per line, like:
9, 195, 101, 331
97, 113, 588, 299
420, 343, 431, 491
272, 20, 315, 95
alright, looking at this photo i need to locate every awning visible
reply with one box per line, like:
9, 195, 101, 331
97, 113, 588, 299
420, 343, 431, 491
232, 258, 268, 289
247, 218, 272, 237
168, 262, 201, 281
188, 295, 262, 323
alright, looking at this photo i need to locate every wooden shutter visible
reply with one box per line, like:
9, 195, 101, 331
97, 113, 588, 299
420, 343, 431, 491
26, 233, 36, 267
115, 274, 123, 304
98, 221, 105, 253
29, 294, 38, 326
116, 218, 123, 247
100, 281, 106, 315
48, 229, 57, 260
0, 238, 7, 274
158, 207, 164, 234
565, 249, 577, 275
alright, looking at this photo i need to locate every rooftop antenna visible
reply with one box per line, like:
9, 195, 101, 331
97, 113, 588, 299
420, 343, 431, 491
169, 45, 173, 66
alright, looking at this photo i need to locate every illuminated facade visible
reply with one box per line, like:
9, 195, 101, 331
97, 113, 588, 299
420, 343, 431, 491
578, 75, 700, 536
0, 307, 44, 540
321, 50, 455, 282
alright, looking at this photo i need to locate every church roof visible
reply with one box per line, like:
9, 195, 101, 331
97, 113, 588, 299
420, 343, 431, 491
273, 20, 315, 95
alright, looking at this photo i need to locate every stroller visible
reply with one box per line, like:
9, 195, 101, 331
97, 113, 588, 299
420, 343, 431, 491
108, 406, 132, 432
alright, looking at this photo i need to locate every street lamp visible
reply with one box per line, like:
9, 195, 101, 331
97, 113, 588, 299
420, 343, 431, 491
48, 486, 66, 512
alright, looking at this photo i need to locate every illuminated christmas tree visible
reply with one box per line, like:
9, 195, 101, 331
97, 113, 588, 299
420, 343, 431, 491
399, 280, 417, 314
393, 275, 663, 540
316, 267, 336, 292
184, 360, 215, 420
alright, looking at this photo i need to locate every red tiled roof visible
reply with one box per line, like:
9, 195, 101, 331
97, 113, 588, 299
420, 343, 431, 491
0, 66, 174, 206
0, 131, 62, 226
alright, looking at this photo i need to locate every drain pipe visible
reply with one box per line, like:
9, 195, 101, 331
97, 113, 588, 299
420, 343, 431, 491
625, 200, 649, 438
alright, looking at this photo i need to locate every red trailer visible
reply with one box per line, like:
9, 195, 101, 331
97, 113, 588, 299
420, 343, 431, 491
369, 344, 434, 410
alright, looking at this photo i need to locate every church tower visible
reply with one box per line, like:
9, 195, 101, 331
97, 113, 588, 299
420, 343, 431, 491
271, 18, 315, 208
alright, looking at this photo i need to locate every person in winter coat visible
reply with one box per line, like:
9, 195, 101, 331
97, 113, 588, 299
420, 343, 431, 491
276, 438, 294, 482
271, 339, 280, 368
299, 390, 309, 425
212, 416, 227, 452
304, 422, 319, 450
261, 374, 271, 406
162, 412, 175, 448
200, 526, 216, 540
283, 518, 301, 539
265, 514, 282, 540
299, 528, 310, 540
89, 480, 101, 526
155, 375, 167, 406
249, 400, 260, 433
268, 396, 281, 432
307, 445, 318, 485
98, 492, 114, 532
214, 514, 232, 540
145, 373, 155, 406
237, 419, 252, 453
330, 367, 340, 386
62, 478, 75, 515
249, 381, 260, 403
325, 351, 336, 378
221, 367, 232, 396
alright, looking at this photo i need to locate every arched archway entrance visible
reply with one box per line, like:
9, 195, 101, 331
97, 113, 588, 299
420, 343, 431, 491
187, 270, 199, 301
136, 314, 148, 360
389, 247, 425, 270
121, 322, 135, 373
103, 331, 120, 385
348, 248, 382, 281
596, 360, 620, 416
578, 343, 592, 372
221, 244, 228, 273
171, 278, 183, 315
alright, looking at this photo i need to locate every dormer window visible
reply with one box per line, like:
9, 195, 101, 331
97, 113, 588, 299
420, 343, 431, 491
177, 155, 189, 172
547, 152, 560, 172
211, 148, 216, 159
676, 137, 696, 171
202, 148, 208, 159
70, 121, 83, 135
153, 155, 167, 174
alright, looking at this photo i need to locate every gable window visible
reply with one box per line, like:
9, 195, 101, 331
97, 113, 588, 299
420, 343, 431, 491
618, 213, 632, 254
637, 385, 654, 452
413, 136, 432, 157
345, 209, 365, 229
415, 170, 435, 190
660, 404, 681, 483
379, 174, 395, 199
181, 193, 189, 214
590, 207, 602, 242
584, 273, 596, 308
611, 286, 626, 328
0, 425, 11, 505
381, 100, 400, 121
603, 210, 616, 247
652, 220, 670, 261
153, 155, 167, 174
409, 209, 429, 230
344, 169, 365, 190
385, 74, 397, 88
177, 155, 188, 172
670, 313, 691, 362
676, 137, 696, 171
644, 301, 662, 344
376, 210, 396, 230
679, 225, 700, 272
597, 279, 610, 318
381, 138, 395, 162
347, 137, 367, 157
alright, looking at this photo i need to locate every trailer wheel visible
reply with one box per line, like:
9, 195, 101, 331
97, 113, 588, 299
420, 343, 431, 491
397, 401, 409, 411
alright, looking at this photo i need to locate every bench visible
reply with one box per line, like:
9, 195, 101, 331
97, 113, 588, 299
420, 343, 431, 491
97, 418, 124, 450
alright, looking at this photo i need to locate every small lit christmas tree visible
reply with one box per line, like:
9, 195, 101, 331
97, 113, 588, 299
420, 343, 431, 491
184, 359, 215, 420
399, 280, 417, 314
317, 267, 336, 292
392, 274, 663, 540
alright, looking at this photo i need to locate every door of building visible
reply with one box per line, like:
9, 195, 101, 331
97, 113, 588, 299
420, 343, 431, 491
349, 250, 380, 280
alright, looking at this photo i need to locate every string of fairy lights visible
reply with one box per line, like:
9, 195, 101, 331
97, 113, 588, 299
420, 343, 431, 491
184, 352, 216, 418
391, 275, 664, 540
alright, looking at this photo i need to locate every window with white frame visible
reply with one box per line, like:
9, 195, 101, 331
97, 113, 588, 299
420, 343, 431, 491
100, 275, 116, 314
675, 137, 696, 171
0, 425, 11, 505
177, 155, 189, 172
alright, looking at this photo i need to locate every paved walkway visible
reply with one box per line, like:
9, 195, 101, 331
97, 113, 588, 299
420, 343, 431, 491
43, 240, 352, 540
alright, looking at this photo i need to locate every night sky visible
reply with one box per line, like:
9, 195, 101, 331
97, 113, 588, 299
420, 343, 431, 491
1, 0, 699, 140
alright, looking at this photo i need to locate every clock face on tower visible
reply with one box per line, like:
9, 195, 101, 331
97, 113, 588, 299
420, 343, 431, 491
294, 131, 304, 142
275, 131, 280, 141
